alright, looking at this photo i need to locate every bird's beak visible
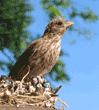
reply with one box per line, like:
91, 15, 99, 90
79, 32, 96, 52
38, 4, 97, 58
66, 21, 74, 29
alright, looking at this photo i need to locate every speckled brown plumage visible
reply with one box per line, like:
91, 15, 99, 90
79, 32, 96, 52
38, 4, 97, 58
9, 16, 74, 81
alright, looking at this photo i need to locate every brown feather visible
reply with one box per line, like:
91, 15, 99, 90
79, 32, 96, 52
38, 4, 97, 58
9, 16, 74, 81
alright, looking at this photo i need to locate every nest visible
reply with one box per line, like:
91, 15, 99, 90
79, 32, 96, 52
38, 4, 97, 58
0, 67, 69, 110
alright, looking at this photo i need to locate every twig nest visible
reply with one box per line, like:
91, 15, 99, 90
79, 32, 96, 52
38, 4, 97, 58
0, 71, 68, 110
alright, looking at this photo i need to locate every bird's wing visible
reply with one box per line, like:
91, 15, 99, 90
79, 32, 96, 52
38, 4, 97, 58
9, 39, 40, 80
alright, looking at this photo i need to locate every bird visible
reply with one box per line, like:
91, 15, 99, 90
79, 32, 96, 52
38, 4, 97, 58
8, 16, 74, 81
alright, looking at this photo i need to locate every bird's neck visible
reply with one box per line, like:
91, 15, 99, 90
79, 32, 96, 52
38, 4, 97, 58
43, 33, 63, 41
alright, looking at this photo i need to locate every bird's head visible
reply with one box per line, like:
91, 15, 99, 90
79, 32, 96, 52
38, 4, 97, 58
43, 16, 74, 38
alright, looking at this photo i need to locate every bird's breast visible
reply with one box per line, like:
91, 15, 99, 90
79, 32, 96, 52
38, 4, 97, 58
46, 39, 61, 65
28, 37, 61, 77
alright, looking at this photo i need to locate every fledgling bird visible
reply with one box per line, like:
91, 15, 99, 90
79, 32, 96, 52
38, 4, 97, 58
9, 16, 74, 81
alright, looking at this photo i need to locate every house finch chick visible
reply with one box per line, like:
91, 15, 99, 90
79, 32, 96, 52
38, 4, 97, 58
9, 16, 74, 81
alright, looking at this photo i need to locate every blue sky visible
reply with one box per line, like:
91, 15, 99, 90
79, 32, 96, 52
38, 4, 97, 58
29, 0, 99, 110
0, 0, 99, 110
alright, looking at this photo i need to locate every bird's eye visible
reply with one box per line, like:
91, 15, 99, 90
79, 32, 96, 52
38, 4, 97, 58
58, 22, 62, 25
